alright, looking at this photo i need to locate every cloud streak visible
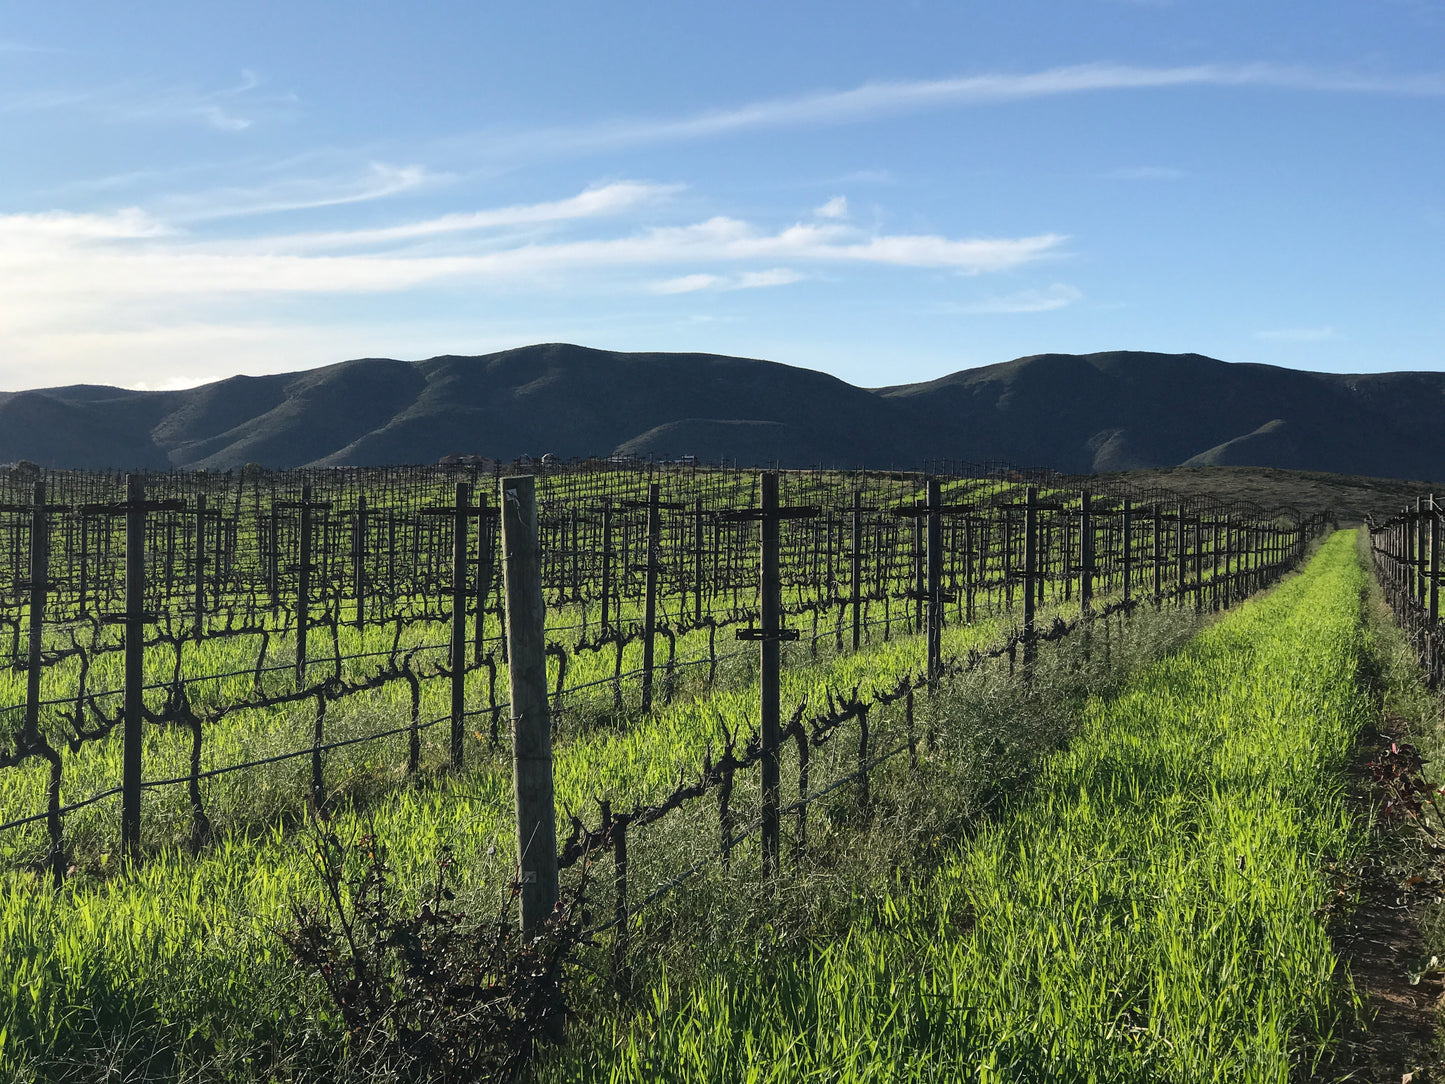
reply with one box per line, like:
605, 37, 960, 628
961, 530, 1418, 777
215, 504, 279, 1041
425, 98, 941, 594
651, 268, 805, 294
477, 62, 1445, 157
949, 283, 1083, 314
0, 180, 1065, 388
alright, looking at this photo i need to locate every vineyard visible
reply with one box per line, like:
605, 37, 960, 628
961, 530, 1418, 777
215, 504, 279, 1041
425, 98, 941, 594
1, 458, 1423, 1083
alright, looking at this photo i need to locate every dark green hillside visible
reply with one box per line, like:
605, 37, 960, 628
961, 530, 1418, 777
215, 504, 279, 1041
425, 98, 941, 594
1, 344, 1442, 481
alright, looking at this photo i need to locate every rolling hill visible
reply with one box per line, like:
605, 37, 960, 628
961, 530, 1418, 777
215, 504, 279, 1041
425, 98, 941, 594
1, 344, 1442, 482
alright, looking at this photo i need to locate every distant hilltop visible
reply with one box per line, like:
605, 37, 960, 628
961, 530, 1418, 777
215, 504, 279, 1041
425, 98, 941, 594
1, 343, 1443, 480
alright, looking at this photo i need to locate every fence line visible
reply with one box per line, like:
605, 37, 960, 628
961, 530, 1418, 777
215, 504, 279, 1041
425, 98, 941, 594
1370, 495, 1443, 688
0, 463, 1323, 894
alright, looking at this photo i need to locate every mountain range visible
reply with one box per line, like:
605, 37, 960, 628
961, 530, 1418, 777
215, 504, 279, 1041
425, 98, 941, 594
1, 344, 1441, 480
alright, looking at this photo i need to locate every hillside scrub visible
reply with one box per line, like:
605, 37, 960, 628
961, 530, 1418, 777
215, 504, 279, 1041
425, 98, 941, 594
564, 532, 1371, 1082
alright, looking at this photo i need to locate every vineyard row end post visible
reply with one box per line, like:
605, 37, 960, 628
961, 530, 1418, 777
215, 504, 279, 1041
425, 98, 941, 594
640, 483, 661, 713
926, 478, 943, 687
451, 481, 471, 769
123, 475, 146, 857
500, 474, 559, 935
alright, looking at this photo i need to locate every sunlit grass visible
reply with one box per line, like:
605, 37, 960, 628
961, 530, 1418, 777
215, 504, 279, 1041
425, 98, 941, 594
573, 532, 1368, 1082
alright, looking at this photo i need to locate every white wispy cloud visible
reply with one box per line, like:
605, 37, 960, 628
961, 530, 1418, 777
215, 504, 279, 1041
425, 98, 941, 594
157, 162, 447, 222
0, 183, 1062, 383
0, 201, 1063, 314
814, 196, 849, 219
475, 62, 1445, 157
4, 69, 294, 131
261, 181, 684, 251
1253, 325, 1337, 342
651, 268, 805, 294
105, 69, 291, 131
952, 283, 1083, 314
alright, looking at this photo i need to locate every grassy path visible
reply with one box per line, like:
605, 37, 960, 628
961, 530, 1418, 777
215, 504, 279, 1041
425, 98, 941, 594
573, 531, 1371, 1083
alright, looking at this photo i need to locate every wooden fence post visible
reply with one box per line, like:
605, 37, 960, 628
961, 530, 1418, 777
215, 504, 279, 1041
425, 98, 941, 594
500, 475, 559, 935
23, 482, 46, 760
1122, 498, 1133, 605
123, 474, 146, 857
474, 494, 492, 666
640, 483, 661, 713
1152, 503, 1163, 607
926, 478, 943, 685
962, 515, 975, 624
1080, 491, 1094, 615
1023, 486, 1038, 679
1429, 496, 1440, 688
599, 497, 613, 639
1176, 504, 1188, 607
296, 485, 313, 687
912, 510, 925, 635
451, 481, 471, 769
1418, 498, 1429, 608
851, 490, 864, 650
694, 496, 705, 628
1063, 505, 1073, 603
193, 494, 207, 640
758, 472, 782, 876
13, 481, 67, 887
353, 494, 368, 629
77, 514, 89, 616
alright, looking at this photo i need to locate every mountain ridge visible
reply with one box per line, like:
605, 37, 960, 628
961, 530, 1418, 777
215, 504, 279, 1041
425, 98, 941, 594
2, 344, 1442, 479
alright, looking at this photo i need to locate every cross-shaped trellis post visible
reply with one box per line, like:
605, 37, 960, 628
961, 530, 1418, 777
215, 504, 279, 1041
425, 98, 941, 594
84, 476, 186, 856
620, 484, 686, 713
423, 482, 499, 769
274, 486, 332, 688
721, 472, 818, 878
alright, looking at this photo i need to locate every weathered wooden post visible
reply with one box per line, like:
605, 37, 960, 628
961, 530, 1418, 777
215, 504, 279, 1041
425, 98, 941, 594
1209, 517, 1221, 611
1079, 491, 1094, 615
1429, 496, 1440, 688
1192, 515, 1204, 613
23, 482, 47, 753
296, 485, 313, 687
77, 513, 89, 616
640, 483, 661, 713
759, 472, 783, 875
123, 475, 146, 857
694, 496, 705, 627
1063, 504, 1073, 603
473, 495, 493, 666
964, 515, 976, 624
1152, 503, 1163, 607
192, 494, 207, 640
451, 481, 471, 769
599, 497, 613, 638
1176, 504, 1188, 607
723, 473, 813, 878
501, 475, 559, 934
912, 510, 925, 635
1418, 497, 1429, 608
1022, 486, 1039, 679
267, 503, 281, 614
353, 494, 368, 629
926, 478, 944, 685
1121, 498, 1133, 605
851, 491, 866, 650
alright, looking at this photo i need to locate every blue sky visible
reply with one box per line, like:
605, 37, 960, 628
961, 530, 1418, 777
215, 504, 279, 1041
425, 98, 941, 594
2, 1, 1442, 391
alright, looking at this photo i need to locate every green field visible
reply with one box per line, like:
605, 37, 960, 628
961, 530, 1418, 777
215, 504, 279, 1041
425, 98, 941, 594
0, 465, 1355, 1081
555, 532, 1374, 1082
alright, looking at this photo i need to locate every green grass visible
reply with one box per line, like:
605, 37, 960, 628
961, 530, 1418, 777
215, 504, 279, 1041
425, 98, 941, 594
0, 587, 1050, 1080
567, 531, 1370, 1082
